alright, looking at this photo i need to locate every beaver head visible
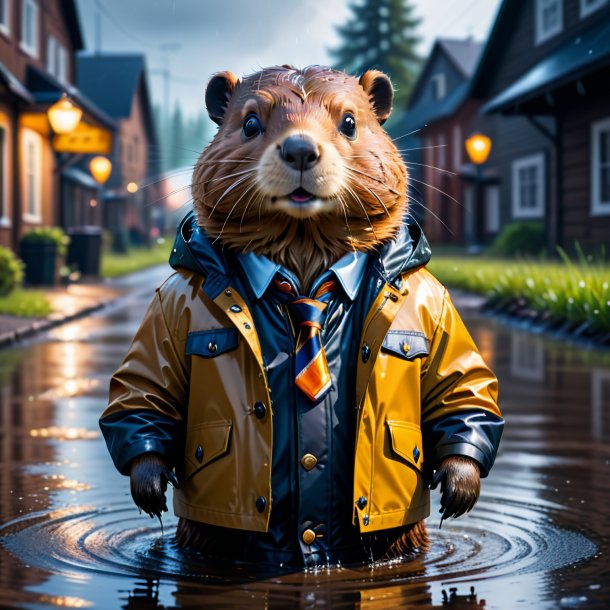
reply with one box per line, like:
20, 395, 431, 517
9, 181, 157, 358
192, 65, 408, 289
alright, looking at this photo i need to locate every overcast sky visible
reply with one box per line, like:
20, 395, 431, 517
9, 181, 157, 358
75, 0, 502, 118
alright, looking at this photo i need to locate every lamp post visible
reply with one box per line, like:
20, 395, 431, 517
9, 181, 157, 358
465, 132, 492, 251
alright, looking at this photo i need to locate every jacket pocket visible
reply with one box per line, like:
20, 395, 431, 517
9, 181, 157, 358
184, 419, 232, 480
186, 328, 239, 358
381, 330, 429, 360
386, 420, 424, 472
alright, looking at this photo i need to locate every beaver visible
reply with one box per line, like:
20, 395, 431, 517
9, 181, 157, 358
112, 65, 500, 564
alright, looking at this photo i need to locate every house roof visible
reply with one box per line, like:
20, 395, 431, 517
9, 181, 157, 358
438, 38, 483, 78
0, 62, 34, 103
403, 37, 483, 132
76, 54, 156, 143
482, 17, 610, 114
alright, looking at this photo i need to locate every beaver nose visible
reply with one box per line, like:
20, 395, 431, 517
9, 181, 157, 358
280, 135, 320, 171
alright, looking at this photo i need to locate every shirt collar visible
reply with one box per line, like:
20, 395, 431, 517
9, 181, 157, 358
237, 250, 369, 301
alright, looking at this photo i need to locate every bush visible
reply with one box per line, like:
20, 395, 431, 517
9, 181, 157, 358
20, 226, 70, 256
0, 246, 23, 297
489, 222, 547, 257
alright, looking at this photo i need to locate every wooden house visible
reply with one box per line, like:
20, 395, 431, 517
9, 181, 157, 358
0, 0, 115, 252
403, 38, 484, 246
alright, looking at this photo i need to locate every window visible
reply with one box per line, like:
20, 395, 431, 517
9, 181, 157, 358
22, 128, 42, 222
512, 153, 545, 218
430, 73, 446, 100
485, 185, 501, 233
437, 134, 446, 169
0, 0, 10, 36
0, 120, 8, 225
46, 36, 69, 83
535, 0, 563, 45
591, 117, 610, 215
580, 0, 608, 18
20, 0, 38, 57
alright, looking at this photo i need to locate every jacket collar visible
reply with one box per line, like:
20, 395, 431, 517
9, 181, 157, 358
169, 211, 431, 298
237, 250, 369, 301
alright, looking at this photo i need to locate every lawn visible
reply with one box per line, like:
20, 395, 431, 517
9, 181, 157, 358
0, 289, 53, 318
101, 239, 172, 278
428, 251, 610, 335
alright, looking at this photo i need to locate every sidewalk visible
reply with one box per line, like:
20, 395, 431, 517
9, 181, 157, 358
0, 264, 170, 349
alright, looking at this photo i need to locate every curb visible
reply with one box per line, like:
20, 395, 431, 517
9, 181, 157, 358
0, 299, 115, 350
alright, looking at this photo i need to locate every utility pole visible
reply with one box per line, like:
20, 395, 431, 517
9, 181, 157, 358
94, 0, 102, 54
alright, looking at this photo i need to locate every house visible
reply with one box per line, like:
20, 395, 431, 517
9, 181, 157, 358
0, 0, 115, 252
76, 53, 160, 249
470, 0, 610, 252
403, 38, 484, 246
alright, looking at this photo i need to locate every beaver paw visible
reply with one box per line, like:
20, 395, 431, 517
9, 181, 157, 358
129, 453, 179, 519
431, 456, 480, 522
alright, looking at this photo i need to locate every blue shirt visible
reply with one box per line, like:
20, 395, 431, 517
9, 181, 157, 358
231, 250, 370, 566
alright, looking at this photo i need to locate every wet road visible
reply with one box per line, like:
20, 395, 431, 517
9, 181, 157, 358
0, 263, 608, 609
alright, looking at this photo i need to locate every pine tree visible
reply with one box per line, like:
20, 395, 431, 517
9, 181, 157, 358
170, 102, 185, 170
330, 0, 421, 109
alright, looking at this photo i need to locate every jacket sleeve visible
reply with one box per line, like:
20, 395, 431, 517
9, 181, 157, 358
99, 289, 189, 475
421, 289, 503, 477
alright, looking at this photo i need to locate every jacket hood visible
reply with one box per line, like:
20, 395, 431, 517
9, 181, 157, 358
169, 212, 432, 298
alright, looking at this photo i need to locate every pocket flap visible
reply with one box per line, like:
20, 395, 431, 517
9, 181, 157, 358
381, 330, 429, 360
186, 328, 239, 358
184, 419, 232, 479
386, 420, 423, 471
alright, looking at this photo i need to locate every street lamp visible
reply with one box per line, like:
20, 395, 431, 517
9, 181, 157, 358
89, 156, 112, 184
464, 132, 493, 251
47, 94, 82, 134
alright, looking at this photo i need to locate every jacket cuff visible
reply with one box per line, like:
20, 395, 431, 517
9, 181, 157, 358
115, 439, 173, 476
433, 442, 489, 476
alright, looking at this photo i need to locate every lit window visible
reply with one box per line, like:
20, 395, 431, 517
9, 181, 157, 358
22, 128, 42, 221
430, 73, 446, 100
511, 153, 545, 218
580, 0, 608, 18
591, 117, 610, 216
0, 0, 10, 36
20, 0, 38, 57
535, 0, 563, 45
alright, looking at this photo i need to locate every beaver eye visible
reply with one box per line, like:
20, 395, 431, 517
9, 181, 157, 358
339, 113, 357, 139
242, 114, 263, 138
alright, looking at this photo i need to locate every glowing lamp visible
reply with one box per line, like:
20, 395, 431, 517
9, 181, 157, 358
126, 181, 139, 193
465, 132, 492, 165
47, 95, 82, 134
90, 156, 112, 184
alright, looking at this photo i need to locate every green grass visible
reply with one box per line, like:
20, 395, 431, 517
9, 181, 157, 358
428, 250, 610, 334
0, 289, 53, 317
101, 239, 172, 278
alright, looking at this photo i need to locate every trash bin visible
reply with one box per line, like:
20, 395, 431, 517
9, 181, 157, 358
67, 226, 102, 276
20, 242, 58, 285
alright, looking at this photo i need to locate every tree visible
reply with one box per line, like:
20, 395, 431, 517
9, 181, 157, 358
330, 0, 421, 109
170, 102, 185, 170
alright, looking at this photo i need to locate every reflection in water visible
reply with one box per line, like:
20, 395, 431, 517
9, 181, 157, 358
0, 280, 609, 609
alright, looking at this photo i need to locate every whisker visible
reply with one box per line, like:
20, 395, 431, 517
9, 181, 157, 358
345, 166, 402, 197
342, 185, 377, 240
208, 174, 254, 216
408, 176, 465, 209
392, 127, 422, 142
396, 144, 449, 153
405, 161, 456, 176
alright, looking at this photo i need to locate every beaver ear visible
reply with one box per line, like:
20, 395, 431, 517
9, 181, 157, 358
359, 70, 394, 125
205, 71, 240, 126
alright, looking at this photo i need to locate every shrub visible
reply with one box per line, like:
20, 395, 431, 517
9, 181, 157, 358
0, 245, 24, 297
489, 222, 547, 257
20, 226, 70, 256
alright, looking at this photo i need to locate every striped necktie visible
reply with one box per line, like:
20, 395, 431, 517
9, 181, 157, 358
274, 279, 337, 402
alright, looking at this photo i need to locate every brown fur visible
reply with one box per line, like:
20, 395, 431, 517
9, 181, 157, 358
193, 65, 407, 291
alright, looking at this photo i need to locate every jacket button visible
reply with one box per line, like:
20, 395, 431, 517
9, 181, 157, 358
255, 496, 266, 513
356, 495, 367, 510
207, 341, 217, 353
361, 343, 371, 363
195, 445, 203, 463
225, 289, 232, 296
253, 402, 266, 419
362, 514, 369, 526
300, 453, 317, 471
413, 445, 420, 463
302, 529, 316, 545
230, 304, 242, 313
